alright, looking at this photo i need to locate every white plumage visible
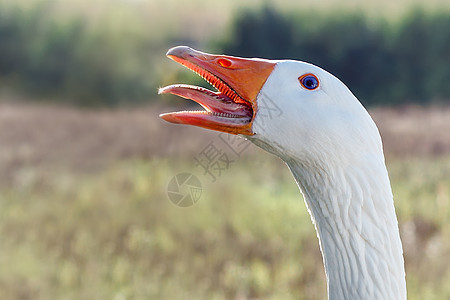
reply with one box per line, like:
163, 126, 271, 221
160, 47, 407, 300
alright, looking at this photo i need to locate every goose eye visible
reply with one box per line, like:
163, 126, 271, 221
299, 74, 319, 90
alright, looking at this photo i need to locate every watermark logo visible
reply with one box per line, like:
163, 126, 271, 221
166, 92, 283, 207
167, 172, 202, 207
193, 141, 234, 182
257, 91, 283, 119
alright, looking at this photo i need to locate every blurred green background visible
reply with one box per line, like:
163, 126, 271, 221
0, 0, 449, 299
1, 0, 450, 106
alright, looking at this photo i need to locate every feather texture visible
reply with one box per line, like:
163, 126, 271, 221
249, 61, 406, 299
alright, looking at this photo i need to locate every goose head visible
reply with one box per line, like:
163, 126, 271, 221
160, 46, 382, 165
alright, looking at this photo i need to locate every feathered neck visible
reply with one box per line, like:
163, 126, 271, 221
285, 153, 406, 300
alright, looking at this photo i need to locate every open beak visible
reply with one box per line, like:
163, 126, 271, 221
159, 46, 275, 135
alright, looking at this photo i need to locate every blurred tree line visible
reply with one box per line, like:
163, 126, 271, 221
218, 7, 450, 106
0, 3, 449, 106
0, 2, 155, 106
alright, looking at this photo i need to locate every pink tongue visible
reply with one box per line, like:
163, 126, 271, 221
159, 85, 252, 117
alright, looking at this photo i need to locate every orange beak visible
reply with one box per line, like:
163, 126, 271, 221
159, 46, 276, 135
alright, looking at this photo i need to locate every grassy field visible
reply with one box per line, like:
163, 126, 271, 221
0, 102, 449, 299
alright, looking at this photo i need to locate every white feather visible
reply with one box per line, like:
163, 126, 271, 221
248, 61, 407, 300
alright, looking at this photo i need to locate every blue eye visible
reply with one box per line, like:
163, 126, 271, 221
299, 74, 319, 90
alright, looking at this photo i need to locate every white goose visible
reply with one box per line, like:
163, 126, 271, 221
159, 46, 406, 300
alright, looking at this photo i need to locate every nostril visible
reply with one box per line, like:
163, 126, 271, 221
217, 58, 232, 68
